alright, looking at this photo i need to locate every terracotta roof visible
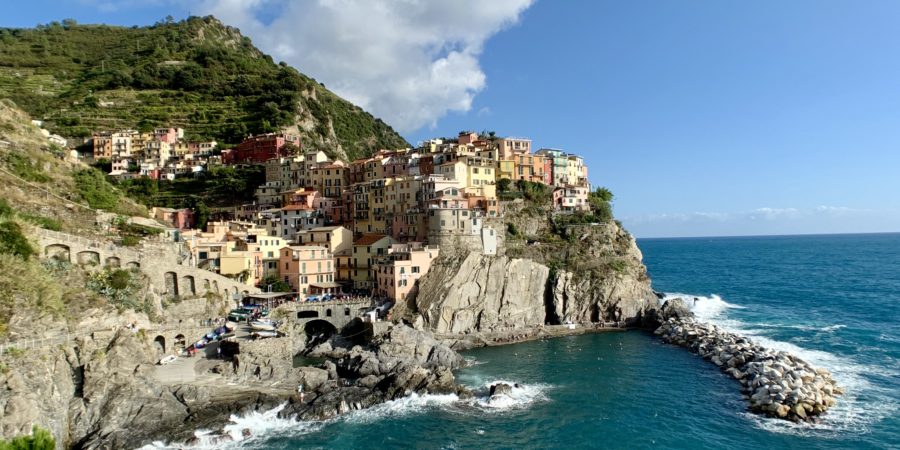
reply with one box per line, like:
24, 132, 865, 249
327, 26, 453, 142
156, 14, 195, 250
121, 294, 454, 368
281, 204, 313, 211
354, 234, 388, 246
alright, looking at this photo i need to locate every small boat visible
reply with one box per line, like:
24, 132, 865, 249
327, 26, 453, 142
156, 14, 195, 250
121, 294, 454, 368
194, 340, 206, 349
215, 326, 228, 335
250, 321, 276, 331
205, 332, 218, 340
251, 331, 279, 339
225, 321, 238, 331
158, 355, 177, 365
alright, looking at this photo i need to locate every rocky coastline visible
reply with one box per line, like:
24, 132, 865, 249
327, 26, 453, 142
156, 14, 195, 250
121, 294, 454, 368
654, 299, 843, 422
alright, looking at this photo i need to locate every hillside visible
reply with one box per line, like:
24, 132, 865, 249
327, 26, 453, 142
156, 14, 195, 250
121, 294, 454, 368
0, 16, 409, 161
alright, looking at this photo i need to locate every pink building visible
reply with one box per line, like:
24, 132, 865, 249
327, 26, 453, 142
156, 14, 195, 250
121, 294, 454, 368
374, 243, 440, 302
283, 188, 322, 209
154, 127, 183, 144
554, 186, 590, 212
279, 245, 337, 295
151, 207, 195, 230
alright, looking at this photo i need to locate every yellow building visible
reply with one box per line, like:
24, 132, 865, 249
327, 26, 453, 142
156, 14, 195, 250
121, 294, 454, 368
351, 234, 394, 290
297, 226, 353, 253
497, 159, 516, 181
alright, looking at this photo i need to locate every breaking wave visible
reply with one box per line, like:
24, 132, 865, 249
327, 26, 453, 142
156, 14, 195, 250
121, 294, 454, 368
662, 292, 898, 438
139, 403, 318, 449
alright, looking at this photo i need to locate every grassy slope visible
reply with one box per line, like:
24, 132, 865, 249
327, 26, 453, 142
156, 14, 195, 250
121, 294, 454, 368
0, 16, 409, 160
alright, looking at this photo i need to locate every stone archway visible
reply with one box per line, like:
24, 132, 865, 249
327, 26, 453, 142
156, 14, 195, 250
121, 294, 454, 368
126, 261, 140, 270
45, 244, 70, 262
297, 310, 319, 319
304, 319, 337, 339
326, 308, 332, 317
181, 275, 196, 296
153, 335, 166, 354
174, 334, 186, 352
344, 307, 351, 316
164, 272, 179, 296
105, 256, 121, 268
77, 250, 100, 266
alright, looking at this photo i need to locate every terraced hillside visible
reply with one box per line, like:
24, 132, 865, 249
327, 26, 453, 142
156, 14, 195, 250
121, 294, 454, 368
0, 16, 409, 160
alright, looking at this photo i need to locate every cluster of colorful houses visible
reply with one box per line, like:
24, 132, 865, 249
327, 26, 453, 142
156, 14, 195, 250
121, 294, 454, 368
90, 129, 594, 304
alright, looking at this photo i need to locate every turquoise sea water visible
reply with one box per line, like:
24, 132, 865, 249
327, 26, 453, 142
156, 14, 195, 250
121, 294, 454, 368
209, 233, 900, 449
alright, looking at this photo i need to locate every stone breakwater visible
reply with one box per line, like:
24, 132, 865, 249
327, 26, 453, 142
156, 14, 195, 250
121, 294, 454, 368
655, 317, 844, 422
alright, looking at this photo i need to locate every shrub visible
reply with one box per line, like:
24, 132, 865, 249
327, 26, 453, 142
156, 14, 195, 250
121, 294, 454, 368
506, 223, 520, 238
120, 235, 140, 246
108, 269, 132, 290
18, 212, 62, 231
0, 222, 34, 259
0, 199, 12, 217
73, 168, 120, 210
0, 426, 55, 450
4, 153, 51, 183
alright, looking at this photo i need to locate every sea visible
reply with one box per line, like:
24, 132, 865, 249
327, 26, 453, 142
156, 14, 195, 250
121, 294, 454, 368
174, 233, 900, 449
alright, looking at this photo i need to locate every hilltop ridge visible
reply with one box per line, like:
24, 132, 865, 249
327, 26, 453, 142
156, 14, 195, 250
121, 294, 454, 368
0, 16, 409, 160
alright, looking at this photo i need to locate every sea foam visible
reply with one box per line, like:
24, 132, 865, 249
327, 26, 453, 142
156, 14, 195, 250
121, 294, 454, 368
663, 291, 898, 438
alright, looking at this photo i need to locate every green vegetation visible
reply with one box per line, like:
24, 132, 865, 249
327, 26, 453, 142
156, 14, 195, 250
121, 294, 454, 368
0, 16, 408, 159
73, 168, 119, 209
506, 223, 520, 239
0, 222, 34, 259
118, 165, 264, 208
86, 268, 149, 312
260, 275, 290, 293
0, 254, 65, 335
0, 199, 61, 231
3, 152, 50, 183
72, 168, 146, 216
0, 426, 56, 450
17, 212, 61, 231
587, 187, 614, 223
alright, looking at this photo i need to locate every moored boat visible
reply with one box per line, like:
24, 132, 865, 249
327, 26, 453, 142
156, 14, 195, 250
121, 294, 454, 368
251, 330, 279, 339
250, 321, 276, 331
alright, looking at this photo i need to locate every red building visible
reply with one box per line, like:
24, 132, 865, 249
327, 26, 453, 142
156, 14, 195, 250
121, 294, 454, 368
224, 132, 301, 164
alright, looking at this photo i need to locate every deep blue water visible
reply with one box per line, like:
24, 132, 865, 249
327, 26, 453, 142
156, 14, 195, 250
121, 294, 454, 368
216, 233, 900, 449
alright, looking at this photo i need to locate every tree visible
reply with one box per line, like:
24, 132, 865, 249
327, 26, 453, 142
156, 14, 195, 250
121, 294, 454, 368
193, 201, 209, 230
497, 178, 511, 193
260, 275, 290, 292
591, 187, 614, 203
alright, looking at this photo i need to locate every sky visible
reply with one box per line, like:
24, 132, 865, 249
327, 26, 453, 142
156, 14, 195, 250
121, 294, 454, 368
4, 0, 900, 237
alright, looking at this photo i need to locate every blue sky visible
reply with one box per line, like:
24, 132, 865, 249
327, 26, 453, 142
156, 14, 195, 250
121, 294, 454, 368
4, 0, 900, 237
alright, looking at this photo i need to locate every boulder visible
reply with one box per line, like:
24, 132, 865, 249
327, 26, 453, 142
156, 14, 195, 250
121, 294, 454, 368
490, 383, 513, 397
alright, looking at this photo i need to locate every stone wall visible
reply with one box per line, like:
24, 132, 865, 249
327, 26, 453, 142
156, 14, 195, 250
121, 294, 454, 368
34, 228, 257, 299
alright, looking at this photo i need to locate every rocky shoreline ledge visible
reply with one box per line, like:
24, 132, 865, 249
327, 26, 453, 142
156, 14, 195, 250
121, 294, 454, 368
654, 299, 843, 422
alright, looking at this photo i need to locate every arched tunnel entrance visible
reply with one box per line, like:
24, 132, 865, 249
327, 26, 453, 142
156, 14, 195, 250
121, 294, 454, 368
304, 319, 337, 340
153, 335, 166, 354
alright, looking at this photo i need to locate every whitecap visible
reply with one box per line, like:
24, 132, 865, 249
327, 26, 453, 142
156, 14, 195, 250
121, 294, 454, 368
467, 379, 551, 411
660, 292, 743, 322
662, 291, 899, 438
139, 403, 320, 449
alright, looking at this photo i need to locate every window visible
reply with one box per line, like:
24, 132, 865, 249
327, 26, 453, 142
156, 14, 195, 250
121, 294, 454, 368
412, 266, 420, 274
284, 262, 289, 269
302, 263, 306, 273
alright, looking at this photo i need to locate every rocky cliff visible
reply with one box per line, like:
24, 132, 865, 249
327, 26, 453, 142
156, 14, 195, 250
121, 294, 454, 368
403, 207, 658, 342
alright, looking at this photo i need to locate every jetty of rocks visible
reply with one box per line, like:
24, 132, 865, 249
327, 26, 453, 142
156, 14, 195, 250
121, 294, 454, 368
655, 316, 843, 422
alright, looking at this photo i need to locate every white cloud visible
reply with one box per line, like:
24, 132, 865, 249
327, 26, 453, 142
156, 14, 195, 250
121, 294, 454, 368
194, 0, 534, 133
